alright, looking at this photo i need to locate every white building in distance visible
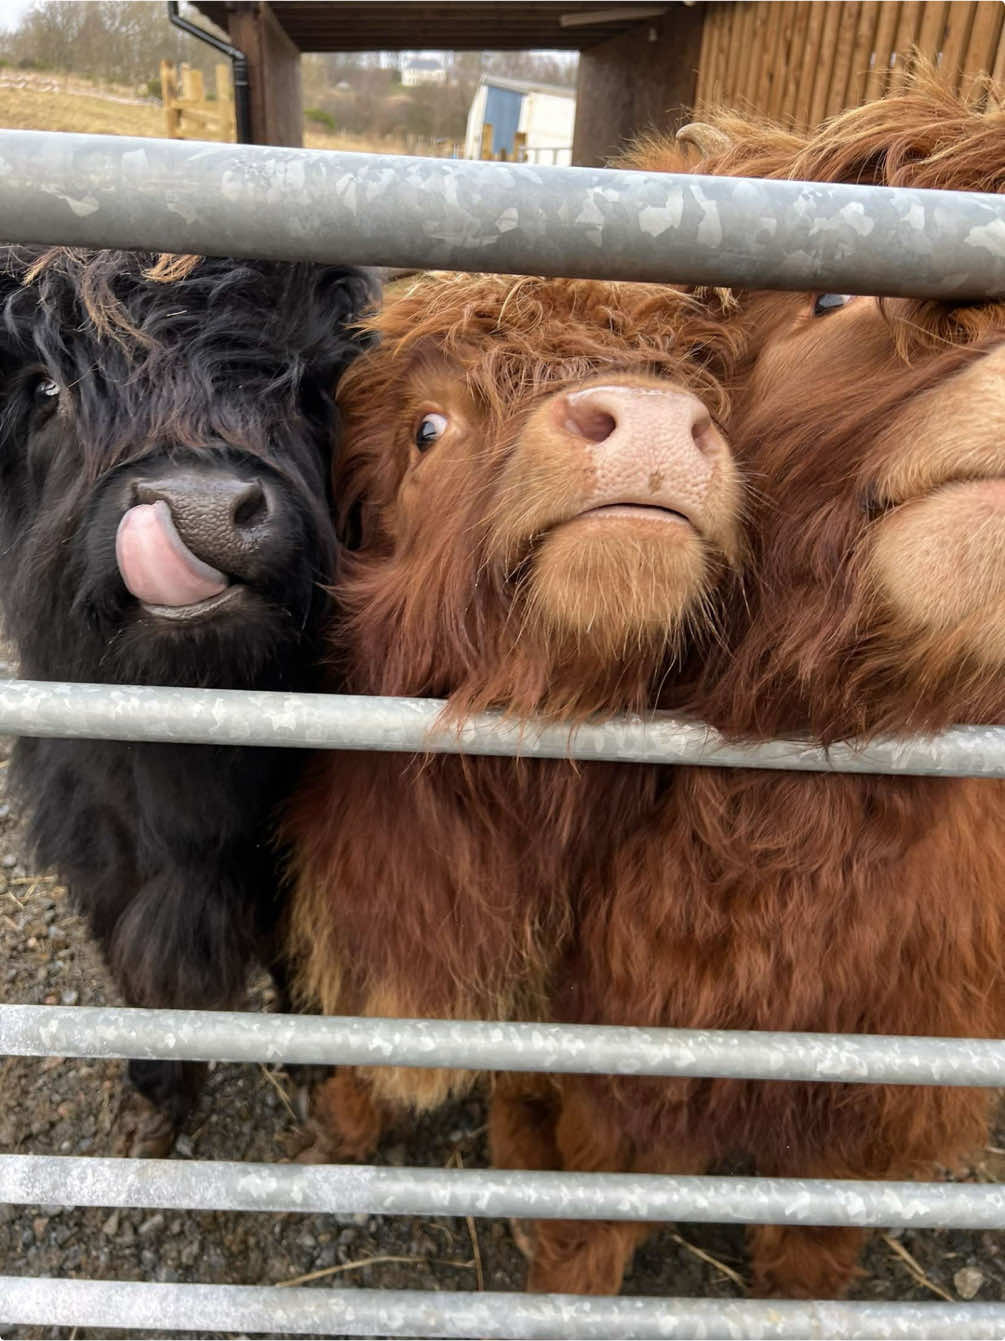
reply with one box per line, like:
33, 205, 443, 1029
402, 58, 447, 87
465, 75, 575, 165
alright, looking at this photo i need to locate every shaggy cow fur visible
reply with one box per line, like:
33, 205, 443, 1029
497, 78, 1005, 1298
284, 273, 742, 1158
0, 247, 374, 1151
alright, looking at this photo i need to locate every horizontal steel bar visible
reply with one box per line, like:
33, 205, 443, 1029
4, 1278, 1005, 1340
3, 680, 1005, 777
4, 1005, 1004, 1087
2, 1155, 1004, 1228
2, 130, 1004, 298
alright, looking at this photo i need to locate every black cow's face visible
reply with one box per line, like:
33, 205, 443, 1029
0, 249, 375, 689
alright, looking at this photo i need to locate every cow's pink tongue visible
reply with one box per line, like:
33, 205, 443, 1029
115, 500, 228, 607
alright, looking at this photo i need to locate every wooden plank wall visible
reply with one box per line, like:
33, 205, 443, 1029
694, 1, 1005, 127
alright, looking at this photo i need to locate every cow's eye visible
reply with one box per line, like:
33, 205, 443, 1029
812, 293, 852, 317
33, 376, 61, 402
415, 412, 447, 451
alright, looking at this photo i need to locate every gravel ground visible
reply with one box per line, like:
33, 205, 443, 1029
0, 654, 1003, 1338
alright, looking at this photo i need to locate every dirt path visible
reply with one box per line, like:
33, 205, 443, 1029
0, 662, 1002, 1337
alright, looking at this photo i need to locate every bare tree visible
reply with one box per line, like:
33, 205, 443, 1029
3, 1, 224, 88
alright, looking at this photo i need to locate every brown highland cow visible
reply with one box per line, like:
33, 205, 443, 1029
284, 273, 741, 1158
496, 79, 1005, 1298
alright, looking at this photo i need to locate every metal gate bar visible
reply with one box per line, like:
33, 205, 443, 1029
4, 1277, 1005, 1340
2, 1155, 1004, 1229
3, 1004, 1005, 1087
3, 679, 1005, 777
2, 129, 1004, 298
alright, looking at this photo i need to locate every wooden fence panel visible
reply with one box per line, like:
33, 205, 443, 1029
698, 2, 730, 109
962, 1, 1005, 92
693, 0, 1004, 129
862, 1, 901, 100
743, 3, 771, 104
713, 1, 734, 103
808, 2, 843, 125
914, 1, 950, 72
732, 4, 759, 107
708, 3, 728, 100
938, 1, 978, 84
995, 19, 1005, 86
846, 1, 883, 104
779, 3, 814, 123
721, 2, 749, 105
767, 1, 803, 119
889, 1, 925, 90
822, 2, 855, 116
694, 7, 717, 110
793, 2, 829, 123
160, 61, 235, 142
754, 4, 781, 112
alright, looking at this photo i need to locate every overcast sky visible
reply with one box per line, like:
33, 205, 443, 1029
0, 0, 32, 32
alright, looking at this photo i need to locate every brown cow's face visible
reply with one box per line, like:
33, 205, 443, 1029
867, 341, 1005, 666
397, 365, 738, 666
718, 289, 1005, 734
335, 275, 739, 715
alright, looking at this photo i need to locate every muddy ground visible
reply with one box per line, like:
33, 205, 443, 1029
0, 657, 1003, 1338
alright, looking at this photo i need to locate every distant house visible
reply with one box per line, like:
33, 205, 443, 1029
464, 75, 576, 165
402, 58, 447, 87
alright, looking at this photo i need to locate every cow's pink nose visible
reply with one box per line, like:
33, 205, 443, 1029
560, 383, 715, 455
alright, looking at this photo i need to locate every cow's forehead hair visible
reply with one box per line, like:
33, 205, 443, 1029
341, 271, 731, 427
1, 245, 373, 395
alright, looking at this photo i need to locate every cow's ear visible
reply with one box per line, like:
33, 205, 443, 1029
307, 266, 380, 378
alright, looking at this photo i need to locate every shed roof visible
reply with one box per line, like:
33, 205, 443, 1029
479, 74, 576, 99
192, 3, 669, 52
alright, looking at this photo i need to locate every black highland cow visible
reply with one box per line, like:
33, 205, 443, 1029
0, 247, 374, 1152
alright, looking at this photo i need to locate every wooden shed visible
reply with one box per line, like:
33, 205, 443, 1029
191, 1, 1005, 162
190, 1, 705, 163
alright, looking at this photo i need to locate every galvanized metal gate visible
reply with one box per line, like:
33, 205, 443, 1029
1, 130, 1005, 1339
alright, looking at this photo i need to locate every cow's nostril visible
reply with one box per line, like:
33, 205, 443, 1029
232, 480, 267, 529
563, 405, 617, 445
692, 414, 716, 455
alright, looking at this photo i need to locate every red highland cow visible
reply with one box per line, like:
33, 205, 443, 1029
497, 79, 1005, 1298
283, 274, 741, 1158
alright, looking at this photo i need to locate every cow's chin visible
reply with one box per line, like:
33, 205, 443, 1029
523, 512, 709, 662
86, 580, 312, 690
870, 480, 1005, 667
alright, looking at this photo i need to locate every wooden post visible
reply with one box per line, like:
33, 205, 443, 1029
479, 122, 494, 160
160, 59, 181, 139
223, 1, 303, 146
571, 7, 706, 167
180, 64, 204, 104
215, 61, 233, 104
512, 130, 527, 163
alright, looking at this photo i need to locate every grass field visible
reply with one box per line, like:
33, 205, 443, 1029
0, 78, 164, 136
0, 69, 413, 153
